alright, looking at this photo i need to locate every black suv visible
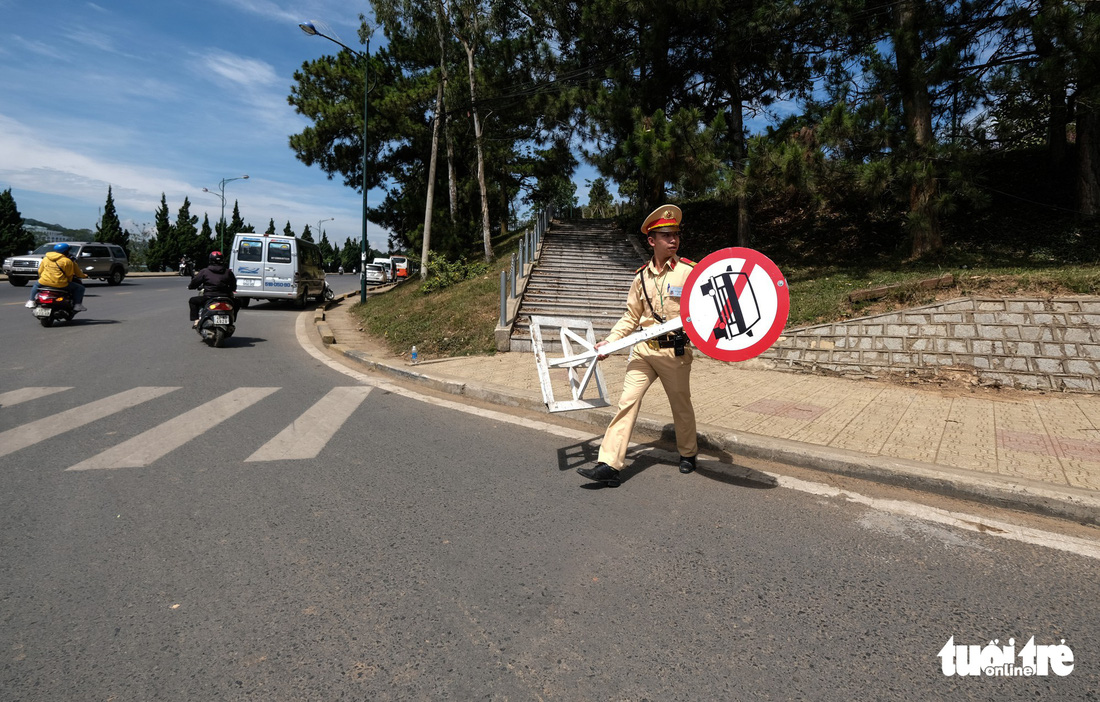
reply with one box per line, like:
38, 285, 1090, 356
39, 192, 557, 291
3, 242, 129, 286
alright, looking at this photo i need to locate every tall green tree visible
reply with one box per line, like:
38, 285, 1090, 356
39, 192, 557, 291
301, 224, 314, 241
174, 197, 201, 262
283, 221, 296, 238
145, 193, 175, 271
0, 188, 34, 261
291, 1, 575, 265
265, 218, 277, 235
198, 214, 215, 261
548, 0, 817, 244
94, 185, 131, 255
586, 177, 614, 218
318, 232, 334, 269
341, 237, 359, 271
330, 239, 343, 271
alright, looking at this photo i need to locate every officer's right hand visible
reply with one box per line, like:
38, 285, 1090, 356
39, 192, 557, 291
595, 340, 609, 361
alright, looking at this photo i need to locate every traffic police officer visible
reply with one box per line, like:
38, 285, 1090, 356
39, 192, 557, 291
577, 205, 698, 487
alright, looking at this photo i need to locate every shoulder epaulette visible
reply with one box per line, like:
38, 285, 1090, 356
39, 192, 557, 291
634, 264, 647, 274
680, 257, 696, 267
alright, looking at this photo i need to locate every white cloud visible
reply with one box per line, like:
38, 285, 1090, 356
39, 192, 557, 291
216, 0, 301, 24
62, 25, 120, 54
8, 35, 67, 60
0, 113, 193, 216
199, 50, 280, 87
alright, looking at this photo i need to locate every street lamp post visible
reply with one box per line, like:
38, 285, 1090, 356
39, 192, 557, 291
202, 174, 249, 252
317, 217, 334, 269
299, 19, 370, 304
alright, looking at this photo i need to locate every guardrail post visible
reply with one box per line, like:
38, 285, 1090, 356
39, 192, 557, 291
499, 270, 507, 326
510, 253, 517, 299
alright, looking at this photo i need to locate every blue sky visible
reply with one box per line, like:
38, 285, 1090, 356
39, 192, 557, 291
2, 0, 572, 251
1, 0, 794, 253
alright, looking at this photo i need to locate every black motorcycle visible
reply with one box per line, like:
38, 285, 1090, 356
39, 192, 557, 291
29, 287, 79, 327
195, 296, 237, 347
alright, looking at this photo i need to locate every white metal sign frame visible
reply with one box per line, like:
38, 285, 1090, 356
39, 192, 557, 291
531, 315, 684, 413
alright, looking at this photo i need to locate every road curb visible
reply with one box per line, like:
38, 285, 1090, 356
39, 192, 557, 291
316, 315, 1100, 526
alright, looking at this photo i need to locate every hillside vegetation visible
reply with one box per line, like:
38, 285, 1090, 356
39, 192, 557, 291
355, 170, 1100, 361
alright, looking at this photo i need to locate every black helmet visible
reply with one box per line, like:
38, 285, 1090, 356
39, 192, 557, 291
209, 251, 224, 265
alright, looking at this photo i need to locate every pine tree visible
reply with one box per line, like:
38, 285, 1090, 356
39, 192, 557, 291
330, 240, 342, 272
228, 201, 246, 241
174, 197, 200, 261
145, 193, 174, 271
94, 185, 131, 255
265, 218, 277, 235
301, 224, 314, 242
199, 214, 215, 260
341, 237, 359, 272
586, 178, 614, 218
283, 221, 295, 238
318, 232, 334, 269
0, 188, 34, 262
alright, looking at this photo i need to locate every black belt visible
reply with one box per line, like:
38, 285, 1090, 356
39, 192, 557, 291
646, 331, 687, 351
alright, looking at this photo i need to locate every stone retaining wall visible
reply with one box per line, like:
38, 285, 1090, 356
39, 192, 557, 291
762, 297, 1100, 393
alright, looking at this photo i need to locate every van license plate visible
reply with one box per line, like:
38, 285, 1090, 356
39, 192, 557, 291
213, 315, 230, 325
33, 307, 50, 317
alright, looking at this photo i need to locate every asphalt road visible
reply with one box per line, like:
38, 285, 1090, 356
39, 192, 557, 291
1, 276, 1098, 700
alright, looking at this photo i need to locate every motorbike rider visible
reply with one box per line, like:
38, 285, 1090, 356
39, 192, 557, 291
188, 251, 238, 328
25, 243, 88, 311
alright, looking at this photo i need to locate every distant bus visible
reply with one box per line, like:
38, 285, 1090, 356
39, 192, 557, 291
390, 255, 410, 278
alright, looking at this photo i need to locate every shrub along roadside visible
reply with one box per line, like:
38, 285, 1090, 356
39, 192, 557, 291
351, 223, 1100, 360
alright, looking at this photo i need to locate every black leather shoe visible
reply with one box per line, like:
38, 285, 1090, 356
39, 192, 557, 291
577, 462, 621, 487
679, 455, 697, 474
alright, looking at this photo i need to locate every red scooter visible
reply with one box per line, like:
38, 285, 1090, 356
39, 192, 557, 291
29, 287, 79, 327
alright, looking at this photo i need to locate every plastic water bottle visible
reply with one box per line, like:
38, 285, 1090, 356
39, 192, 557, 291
411, 345, 418, 365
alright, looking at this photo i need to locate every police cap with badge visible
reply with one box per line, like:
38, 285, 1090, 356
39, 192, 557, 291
641, 205, 683, 236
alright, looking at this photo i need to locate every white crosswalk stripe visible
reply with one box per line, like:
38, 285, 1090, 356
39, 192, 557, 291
67, 387, 280, 472
0, 387, 180, 459
0, 387, 72, 408
246, 386, 372, 462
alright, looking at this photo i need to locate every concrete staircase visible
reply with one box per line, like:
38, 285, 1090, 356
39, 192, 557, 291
509, 219, 644, 352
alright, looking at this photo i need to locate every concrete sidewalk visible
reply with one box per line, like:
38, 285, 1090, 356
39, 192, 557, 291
316, 296, 1100, 525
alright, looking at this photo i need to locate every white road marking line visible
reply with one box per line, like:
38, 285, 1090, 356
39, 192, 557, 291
776, 475, 1100, 561
295, 311, 1100, 561
0, 387, 180, 459
246, 386, 372, 462
0, 387, 73, 408
67, 387, 279, 471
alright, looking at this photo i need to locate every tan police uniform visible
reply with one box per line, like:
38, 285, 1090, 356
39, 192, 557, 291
596, 211, 698, 470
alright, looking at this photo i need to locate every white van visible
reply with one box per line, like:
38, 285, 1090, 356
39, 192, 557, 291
371, 257, 394, 281
230, 233, 327, 306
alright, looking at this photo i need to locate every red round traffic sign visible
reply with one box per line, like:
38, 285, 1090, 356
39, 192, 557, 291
680, 248, 790, 362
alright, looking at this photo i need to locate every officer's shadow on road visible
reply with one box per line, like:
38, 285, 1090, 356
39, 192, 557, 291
69, 318, 121, 326
556, 440, 778, 490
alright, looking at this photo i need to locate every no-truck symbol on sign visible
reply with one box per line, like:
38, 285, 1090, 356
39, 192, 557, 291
680, 247, 790, 362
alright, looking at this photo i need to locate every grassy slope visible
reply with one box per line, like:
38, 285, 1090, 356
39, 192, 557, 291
354, 206, 1100, 359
